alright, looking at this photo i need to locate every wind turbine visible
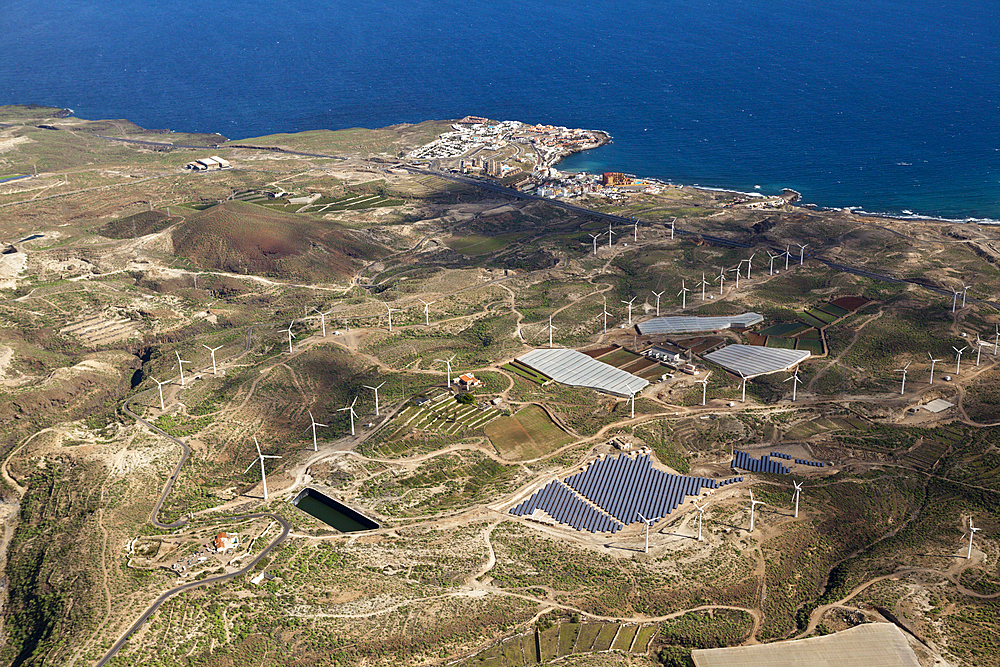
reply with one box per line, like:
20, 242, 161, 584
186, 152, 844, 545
695, 373, 710, 406
700, 273, 710, 301
588, 232, 601, 255
622, 296, 636, 324
797, 243, 808, 265
384, 303, 401, 333
175, 351, 192, 386
729, 266, 741, 290
962, 284, 971, 308
677, 280, 690, 310
954, 345, 967, 374
747, 488, 765, 533
310, 307, 329, 337
602, 297, 611, 334
767, 252, 779, 275
338, 397, 359, 436
784, 245, 791, 271
626, 384, 637, 418
693, 501, 706, 541
739, 369, 748, 403
792, 481, 802, 518
151, 377, 169, 410
607, 221, 615, 248
995, 324, 999, 355
279, 322, 294, 354
244, 435, 281, 501
976, 337, 986, 366
203, 344, 223, 375
305, 410, 327, 452
669, 217, 676, 240
363, 381, 386, 416
419, 300, 436, 326
951, 289, 959, 314
744, 253, 755, 280
964, 517, 981, 559
636, 511, 653, 553
547, 315, 557, 347
785, 370, 801, 401
717, 269, 727, 295
928, 353, 942, 384
435, 354, 456, 388
632, 217, 639, 242
895, 361, 910, 394
651, 290, 664, 316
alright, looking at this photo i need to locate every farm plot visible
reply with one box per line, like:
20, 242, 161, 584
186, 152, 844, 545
394, 391, 502, 435
804, 307, 838, 325
759, 322, 810, 337
595, 348, 643, 368
60, 315, 139, 346
461, 621, 651, 667
485, 404, 573, 460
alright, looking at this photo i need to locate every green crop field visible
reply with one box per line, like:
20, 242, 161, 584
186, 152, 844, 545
597, 348, 643, 368
485, 404, 574, 460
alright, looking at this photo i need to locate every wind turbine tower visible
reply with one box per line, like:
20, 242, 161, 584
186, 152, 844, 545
695, 374, 709, 406
175, 351, 191, 386
954, 345, 967, 374
928, 353, 942, 384
767, 252, 779, 275
747, 488, 765, 533
151, 377, 169, 410
279, 322, 294, 354
693, 501, 706, 541
602, 297, 611, 334
962, 284, 971, 308
744, 253, 755, 280
636, 511, 653, 553
951, 290, 959, 314
607, 221, 615, 248
435, 354, 456, 388
797, 243, 808, 265
717, 269, 726, 295
965, 517, 981, 559
652, 290, 664, 316
670, 217, 676, 240
976, 338, 986, 366
895, 361, 910, 394
384, 303, 401, 333
420, 300, 436, 327
363, 381, 386, 416
547, 315, 557, 347
739, 369, 748, 403
793, 481, 802, 518
203, 344, 223, 375
678, 280, 690, 310
785, 370, 801, 401
729, 266, 741, 290
306, 410, 328, 452
784, 245, 791, 271
338, 397, 359, 436
700, 273, 710, 301
310, 307, 329, 337
622, 296, 636, 324
589, 232, 601, 255
633, 217, 639, 242
245, 435, 282, 501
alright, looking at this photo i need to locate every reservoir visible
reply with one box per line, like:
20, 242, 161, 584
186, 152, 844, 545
292, 488, 379, 532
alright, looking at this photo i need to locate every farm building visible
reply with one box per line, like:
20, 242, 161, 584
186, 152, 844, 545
455, 373, 482, 389
703, 344, 809, 378
637, 312, 763, 335
692, 622, 920, 667
214, 532, 238, 553
516, 348, 648, 397
644, 345, 684, 363
184, 156, 231, 171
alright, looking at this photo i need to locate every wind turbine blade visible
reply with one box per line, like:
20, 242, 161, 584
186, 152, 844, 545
244, 460, 257, 474
253, 435, 262, 457
264, 454, 282, 459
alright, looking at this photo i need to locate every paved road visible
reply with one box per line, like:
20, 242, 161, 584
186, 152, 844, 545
95, 512, 289, 667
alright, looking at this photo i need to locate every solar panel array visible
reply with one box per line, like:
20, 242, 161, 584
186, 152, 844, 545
637, 313, 764, 335
565, 453, 717, 525
732, 450, 791, 475
796, 458, 825, 467
770, 452, 792, 460
509, 454, 721, 533
704, 344, 811, 379
517, 348, 649, 397
510, 480, 623, 533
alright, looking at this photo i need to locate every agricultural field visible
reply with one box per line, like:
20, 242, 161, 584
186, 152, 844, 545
3, 106, 1000, 667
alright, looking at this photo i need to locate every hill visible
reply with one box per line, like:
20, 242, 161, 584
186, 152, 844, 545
171, 201, 387, 280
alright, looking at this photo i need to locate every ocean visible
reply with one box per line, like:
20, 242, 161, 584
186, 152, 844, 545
3, 0, 1000, 221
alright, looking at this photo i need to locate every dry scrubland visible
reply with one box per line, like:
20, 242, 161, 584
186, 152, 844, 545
1, 106, 1000, 667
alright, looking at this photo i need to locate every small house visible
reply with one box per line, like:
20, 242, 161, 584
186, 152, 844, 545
456, 373, 482, 389
214, 532, 238, 553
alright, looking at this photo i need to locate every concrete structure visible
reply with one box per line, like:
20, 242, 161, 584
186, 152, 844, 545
637, 313, 763, 335
214, 532, 238, 553
692, 623, 920, 667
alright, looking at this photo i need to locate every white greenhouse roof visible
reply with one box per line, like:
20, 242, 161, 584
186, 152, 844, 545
923, 398, 955, 413
703, 344, 810, 378
692, 623, 920, 667
637, 312, 764, 335
517, 348, 648, 397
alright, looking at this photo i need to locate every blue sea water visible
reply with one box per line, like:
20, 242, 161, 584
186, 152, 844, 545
3, 0, 1000, 221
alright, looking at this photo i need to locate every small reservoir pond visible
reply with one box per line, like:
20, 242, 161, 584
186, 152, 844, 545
292, 488, 379, 532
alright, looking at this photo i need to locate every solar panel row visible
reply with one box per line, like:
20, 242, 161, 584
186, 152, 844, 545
509, 480, 624, 534
795, 458, 825, 467
731, 450, 791, 475
769, 452, 792, 460
565, 453, 717, 526
717, 477, 742, 487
